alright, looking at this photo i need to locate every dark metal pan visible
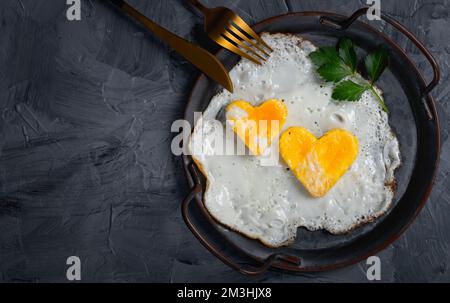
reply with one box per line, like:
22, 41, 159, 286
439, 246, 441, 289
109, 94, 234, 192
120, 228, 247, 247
182, 7, 441, 275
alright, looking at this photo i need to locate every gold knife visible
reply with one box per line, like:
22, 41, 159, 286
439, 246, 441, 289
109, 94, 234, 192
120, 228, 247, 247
107, 0, 233, 93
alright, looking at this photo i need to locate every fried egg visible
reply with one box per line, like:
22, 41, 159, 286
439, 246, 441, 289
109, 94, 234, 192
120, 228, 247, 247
279, 127, 359, 198
189, 33, 401, 247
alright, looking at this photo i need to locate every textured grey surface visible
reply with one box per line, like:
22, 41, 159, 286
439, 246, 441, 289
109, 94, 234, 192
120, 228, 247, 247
0, 0, 448, 282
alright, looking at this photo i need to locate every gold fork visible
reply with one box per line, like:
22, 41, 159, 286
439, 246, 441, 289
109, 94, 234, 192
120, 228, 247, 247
189, 0, 273, 65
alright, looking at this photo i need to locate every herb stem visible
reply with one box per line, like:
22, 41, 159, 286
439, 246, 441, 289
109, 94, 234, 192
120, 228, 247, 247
369, 85, 389, 113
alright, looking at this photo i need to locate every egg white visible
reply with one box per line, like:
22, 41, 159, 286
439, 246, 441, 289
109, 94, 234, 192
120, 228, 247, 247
190, 33, 401, 247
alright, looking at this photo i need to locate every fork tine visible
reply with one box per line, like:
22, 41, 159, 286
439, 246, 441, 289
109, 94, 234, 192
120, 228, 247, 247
222, 30, 266, 62
227, 23, 270, 57
215, 36, 261, 65
232, 15, 274, 52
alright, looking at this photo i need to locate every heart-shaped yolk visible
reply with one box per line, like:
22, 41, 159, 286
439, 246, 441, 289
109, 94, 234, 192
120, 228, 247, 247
226, 99, 287, 155
280, 127, 358, 197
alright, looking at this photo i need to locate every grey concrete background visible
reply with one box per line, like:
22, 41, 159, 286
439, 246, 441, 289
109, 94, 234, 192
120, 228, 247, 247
0, 0, 448, 282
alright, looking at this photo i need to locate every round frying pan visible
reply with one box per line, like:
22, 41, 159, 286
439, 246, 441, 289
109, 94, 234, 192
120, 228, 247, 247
181, 7, 441, 274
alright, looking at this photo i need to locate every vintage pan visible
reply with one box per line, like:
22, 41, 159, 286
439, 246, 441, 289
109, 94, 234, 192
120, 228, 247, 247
181, 7, 441, 275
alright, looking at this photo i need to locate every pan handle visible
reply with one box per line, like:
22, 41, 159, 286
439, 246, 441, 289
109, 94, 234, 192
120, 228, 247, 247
320, 7, 440, 119
182, 162, 301, 276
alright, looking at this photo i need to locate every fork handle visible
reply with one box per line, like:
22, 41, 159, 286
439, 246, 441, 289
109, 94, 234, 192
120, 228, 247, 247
189, 0, 209, 14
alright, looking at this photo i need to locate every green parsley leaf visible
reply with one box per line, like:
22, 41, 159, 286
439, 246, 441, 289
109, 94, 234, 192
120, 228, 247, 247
369, 86, 389, 113
332, 80, 369, 101
338, 38, 358, 72
317, 61, 353, 82
364, 46, 389, 83
309, 47, 340, 67
309, 39, 390, 112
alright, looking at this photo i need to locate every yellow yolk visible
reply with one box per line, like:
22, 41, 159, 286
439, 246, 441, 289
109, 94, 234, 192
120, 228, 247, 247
226, 99, 287, 155
280, 127, 359, 197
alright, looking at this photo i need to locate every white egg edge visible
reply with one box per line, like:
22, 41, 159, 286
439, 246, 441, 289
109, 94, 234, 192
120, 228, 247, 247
189, 32, 402, 248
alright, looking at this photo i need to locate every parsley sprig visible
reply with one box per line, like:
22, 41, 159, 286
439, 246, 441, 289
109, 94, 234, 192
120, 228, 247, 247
309, 38, 389, 112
